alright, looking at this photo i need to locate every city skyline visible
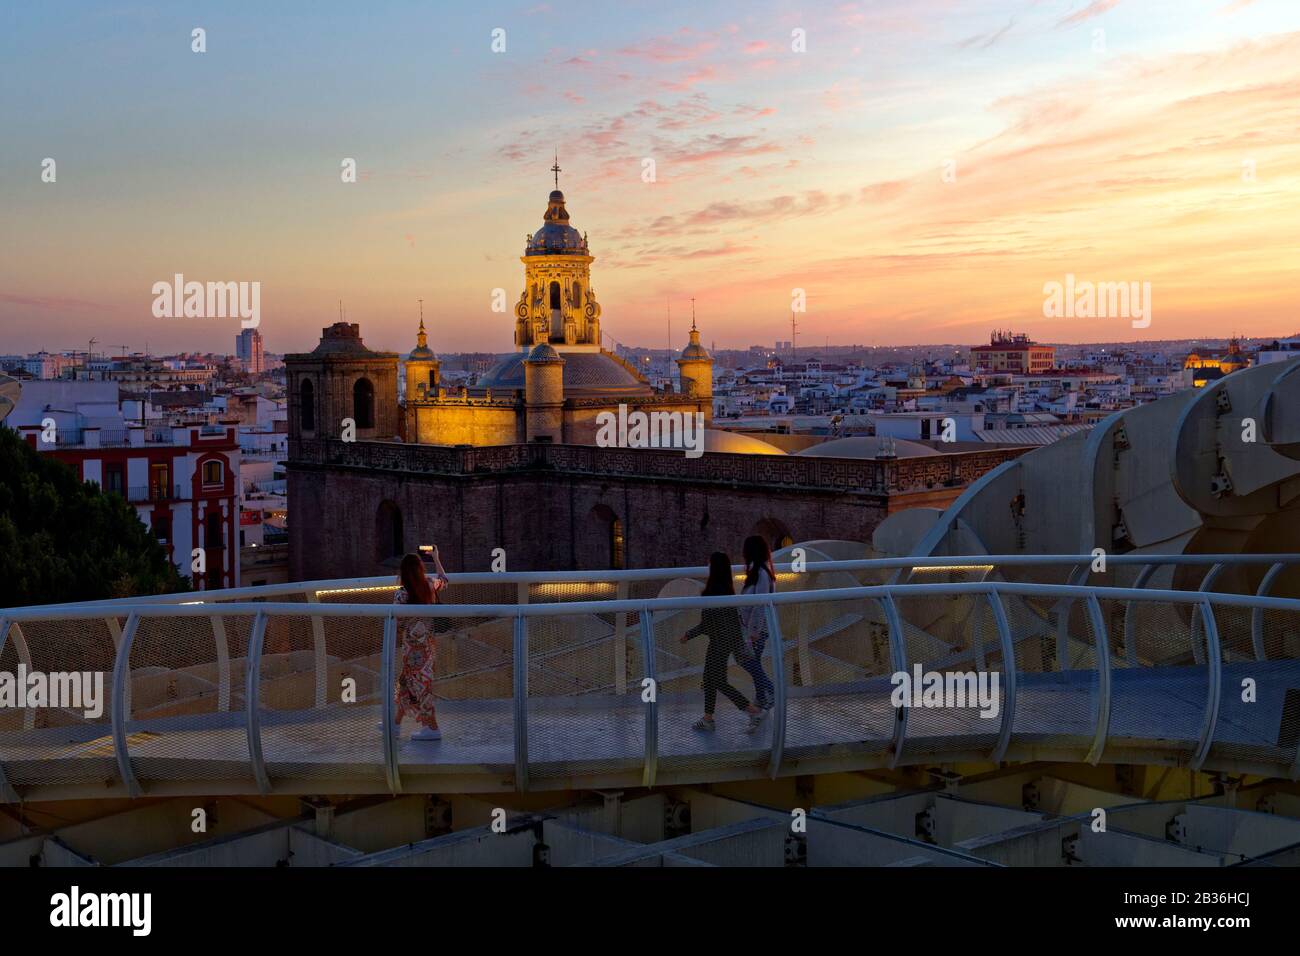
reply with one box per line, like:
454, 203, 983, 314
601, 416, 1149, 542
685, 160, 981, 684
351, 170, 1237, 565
4, 1, 1300, 357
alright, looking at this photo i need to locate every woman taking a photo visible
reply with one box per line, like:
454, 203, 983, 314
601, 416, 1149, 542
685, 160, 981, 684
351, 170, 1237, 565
680, 552, 765, 732
391, 546, 449, 741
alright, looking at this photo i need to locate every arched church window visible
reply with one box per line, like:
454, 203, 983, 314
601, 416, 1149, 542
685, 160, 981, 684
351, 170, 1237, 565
589, 504, 624, 569
353, 377, 374, 429
300, 379, 315, 432
376, 500, 402, 561
549, 281, 561, 311
610, 518, 625, 570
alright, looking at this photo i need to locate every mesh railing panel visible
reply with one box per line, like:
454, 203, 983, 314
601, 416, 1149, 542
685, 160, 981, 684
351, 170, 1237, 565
1005, 595, 1097, 762
1255, 566, 1300, 666
778, 597, 895, 765
894, 594, 1003, 759
445, 580, 519, 607
1207, 602, 1300, 772
1105, 597, 1207, 766
127, 614, 254, 785
0, 617, 119, 788
525, 610, 642, 783
999, 592, 1055, 671
256, 612, 386, 787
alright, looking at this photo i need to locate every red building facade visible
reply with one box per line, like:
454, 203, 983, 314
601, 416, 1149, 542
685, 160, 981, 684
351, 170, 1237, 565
21, 423, 242, 590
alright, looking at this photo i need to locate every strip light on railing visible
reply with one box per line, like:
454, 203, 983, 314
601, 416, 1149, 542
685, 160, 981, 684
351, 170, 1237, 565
314, 585, 400, 596
530, 583, 618, 599
909, 565, 995, 573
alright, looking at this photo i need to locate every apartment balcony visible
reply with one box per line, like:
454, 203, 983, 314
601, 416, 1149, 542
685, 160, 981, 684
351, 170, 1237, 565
124, 484, 187, 503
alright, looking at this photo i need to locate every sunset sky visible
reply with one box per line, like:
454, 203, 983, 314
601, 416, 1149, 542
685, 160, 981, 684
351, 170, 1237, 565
2, 0, 1299, 357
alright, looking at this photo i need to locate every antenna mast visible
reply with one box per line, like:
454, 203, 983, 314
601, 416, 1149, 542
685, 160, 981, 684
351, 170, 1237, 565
667, 299, 672, 369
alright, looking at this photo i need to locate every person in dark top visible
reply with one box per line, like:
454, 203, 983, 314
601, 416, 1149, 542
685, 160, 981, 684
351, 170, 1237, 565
681, 552, 765, 732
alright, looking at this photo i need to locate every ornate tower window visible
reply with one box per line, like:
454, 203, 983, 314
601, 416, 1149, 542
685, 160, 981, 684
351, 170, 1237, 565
549, 281, 563, 342
300, 378, 315, 432
353, 377, 374, 429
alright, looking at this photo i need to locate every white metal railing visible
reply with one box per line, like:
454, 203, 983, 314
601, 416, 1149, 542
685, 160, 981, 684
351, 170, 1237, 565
1, 577, 1299, 802
22, 552, 1300, 612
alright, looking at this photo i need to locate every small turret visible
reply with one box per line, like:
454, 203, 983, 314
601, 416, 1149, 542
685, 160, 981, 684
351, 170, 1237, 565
676, 311, 713, 400
523, 342, 565, 442
404, 310, 440, 402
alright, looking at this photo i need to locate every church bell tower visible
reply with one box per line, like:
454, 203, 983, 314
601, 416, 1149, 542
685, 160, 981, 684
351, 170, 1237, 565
514, 158, 602, 351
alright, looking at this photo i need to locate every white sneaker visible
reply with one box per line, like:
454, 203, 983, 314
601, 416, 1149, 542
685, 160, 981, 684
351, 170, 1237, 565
744, 710, 767, 734
412, 727, 442, 741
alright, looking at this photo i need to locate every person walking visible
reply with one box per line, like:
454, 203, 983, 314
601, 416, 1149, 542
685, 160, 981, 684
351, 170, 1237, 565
391, 547, 449, 741
680, 552, 765, 732
739, 534, 777, 721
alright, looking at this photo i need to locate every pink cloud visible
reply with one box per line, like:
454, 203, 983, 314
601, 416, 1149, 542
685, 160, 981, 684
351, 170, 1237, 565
664, 66, 718, 91
659, 133, 783, 164
618, 34, 717, 63
1057, 1, 1122, 28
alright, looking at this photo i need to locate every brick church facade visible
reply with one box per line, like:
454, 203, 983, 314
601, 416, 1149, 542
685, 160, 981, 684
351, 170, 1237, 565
287, 438, 1025, 579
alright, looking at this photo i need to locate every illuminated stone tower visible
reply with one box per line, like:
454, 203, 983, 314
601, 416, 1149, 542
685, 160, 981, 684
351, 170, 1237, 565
676, 313, 713, 400
404, 310, 440, 402
514, 174, 602, 351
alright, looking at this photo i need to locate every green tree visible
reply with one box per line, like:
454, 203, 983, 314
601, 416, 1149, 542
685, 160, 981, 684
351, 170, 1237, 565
0, 426, 189, 608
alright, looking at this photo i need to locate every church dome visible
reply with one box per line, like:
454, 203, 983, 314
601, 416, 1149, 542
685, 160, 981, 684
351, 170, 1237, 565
526, 343, 563, 363
679, 327, 710, 362
526, 189, 589, 256
407, 317, 435, 360
703, 429, 784, 455
475, 350, 653, 398
679, 342, 710, 360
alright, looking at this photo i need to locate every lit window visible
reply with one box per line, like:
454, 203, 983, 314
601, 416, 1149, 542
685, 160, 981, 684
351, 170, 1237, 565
202, 461, 223, 485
